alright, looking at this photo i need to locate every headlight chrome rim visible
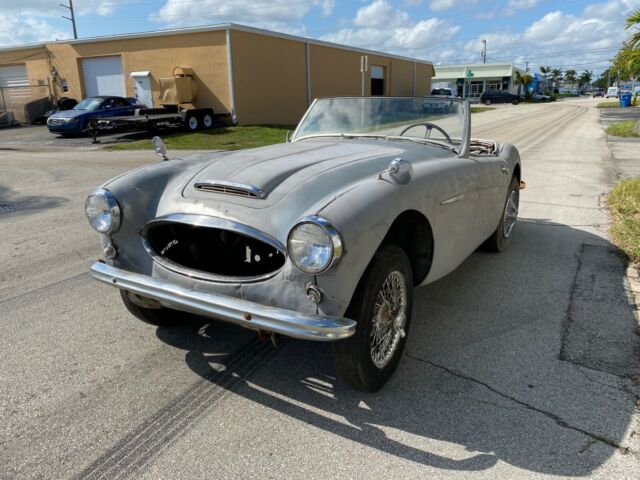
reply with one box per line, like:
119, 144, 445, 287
287, 215, 343, 274
85, 188, 121, 234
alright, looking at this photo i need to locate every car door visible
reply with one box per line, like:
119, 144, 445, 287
431, 154, 481, 270
106, 98, 131, 116
470, 152, 510, 240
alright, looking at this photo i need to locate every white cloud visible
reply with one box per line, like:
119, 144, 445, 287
506, 0, 538, 9
462, 0, 640, 72
0, 14, 70, 46
0, 0, 121, 45
428, 0, 478, 12
151, 0, 335, 29
354, 0, 410, 28
2, 0, 120, 16
322, 1, 459, 61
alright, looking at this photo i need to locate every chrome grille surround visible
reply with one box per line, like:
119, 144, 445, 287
140, 213, 286, 284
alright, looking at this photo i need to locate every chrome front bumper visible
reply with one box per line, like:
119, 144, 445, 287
90, 262, 356, 341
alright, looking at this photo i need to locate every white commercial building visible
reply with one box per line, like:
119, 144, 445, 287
432, 62, 525, 99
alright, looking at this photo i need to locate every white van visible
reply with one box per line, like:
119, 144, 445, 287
605, 87, 619, 98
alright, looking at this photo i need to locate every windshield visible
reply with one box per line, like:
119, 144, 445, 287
292, 97, 465, 147
74, 98, 104, 111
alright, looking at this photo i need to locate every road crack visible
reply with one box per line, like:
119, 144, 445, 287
405, 352, 632, 454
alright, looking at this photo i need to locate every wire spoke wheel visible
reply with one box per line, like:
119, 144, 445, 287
370, 270, 407, 369
502, 190, 519, 238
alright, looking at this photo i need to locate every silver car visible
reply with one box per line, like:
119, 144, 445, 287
86, 96, 523, 391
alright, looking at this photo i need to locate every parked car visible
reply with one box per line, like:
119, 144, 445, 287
592, 88, 604, 97
605, 87, 619, 98
430, 88, 457, 97
86, 96, 523, 391
47, 96, 142, 135
479, 90, 521, 105
531, 93, 552, 102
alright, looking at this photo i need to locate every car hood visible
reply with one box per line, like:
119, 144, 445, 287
49, 109, 91, 119
181, 139, 410, 207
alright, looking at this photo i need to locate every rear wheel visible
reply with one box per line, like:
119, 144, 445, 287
120, 290, 181, 327
333, 245, 413, 392
202, 113, 214, 129
484, 175, 519, 252
512, 99, 520, 105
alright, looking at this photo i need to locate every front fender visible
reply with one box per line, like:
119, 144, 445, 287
313, 176, 436, 317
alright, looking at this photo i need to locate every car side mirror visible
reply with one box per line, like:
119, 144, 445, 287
152, 136, 169, 161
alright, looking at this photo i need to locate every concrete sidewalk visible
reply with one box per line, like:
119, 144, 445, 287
599, 106, 640, 179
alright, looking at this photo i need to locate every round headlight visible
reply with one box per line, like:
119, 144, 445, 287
85, 189, 121, 234
288, 216, 342, 274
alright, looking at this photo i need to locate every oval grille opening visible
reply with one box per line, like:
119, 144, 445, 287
144, 222, 285, 281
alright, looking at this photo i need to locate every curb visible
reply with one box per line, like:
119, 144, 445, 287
626, 264, 640, 327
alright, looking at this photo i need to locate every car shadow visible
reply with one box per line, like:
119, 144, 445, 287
155, 218, 639, 475
0, 185, 68, 217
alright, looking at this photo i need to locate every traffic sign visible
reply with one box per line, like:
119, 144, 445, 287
466, 69, 474, 79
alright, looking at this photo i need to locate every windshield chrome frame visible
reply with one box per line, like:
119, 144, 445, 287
290, 96, 471, 157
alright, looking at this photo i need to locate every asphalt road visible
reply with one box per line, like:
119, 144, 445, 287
1, 97, 639, 479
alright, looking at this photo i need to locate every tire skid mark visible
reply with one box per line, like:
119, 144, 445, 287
75, 337, 277, 480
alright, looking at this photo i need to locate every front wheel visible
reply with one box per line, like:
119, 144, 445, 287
483, 175, 520, 252
186, 114, 199, 131
333, 245, 413, 392
120, 290, 181, 327
484, 99, 492, 105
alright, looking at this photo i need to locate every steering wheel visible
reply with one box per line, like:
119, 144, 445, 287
399, 122, 452, 143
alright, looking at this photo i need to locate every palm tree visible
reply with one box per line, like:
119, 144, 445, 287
626, 9, 640, 47
515, 71, 533, 96
551, 68, 563, 92
564, 69, 577, 92
578, 70, 593, 90
539, 66, 552, 93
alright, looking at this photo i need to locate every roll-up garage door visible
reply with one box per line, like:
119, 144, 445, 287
0, 65, 28, 87
81, 56, 125, 97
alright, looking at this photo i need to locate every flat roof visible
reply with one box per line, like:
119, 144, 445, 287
0, 23, 432, 66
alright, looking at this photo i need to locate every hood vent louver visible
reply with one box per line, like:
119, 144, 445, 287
193, 181, 266, 199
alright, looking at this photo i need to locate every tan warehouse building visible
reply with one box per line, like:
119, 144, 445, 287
0, 24, 435, 125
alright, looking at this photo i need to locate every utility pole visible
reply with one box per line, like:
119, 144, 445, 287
481, 39, 487, 64
60, 0, 78, 39
525, 61, 529, 73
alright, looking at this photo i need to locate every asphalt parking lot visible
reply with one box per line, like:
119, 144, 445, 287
1, 97, 639, 479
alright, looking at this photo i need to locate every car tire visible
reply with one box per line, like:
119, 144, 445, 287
512, 100, 520, 105
333, 244, 413, 392
483, 175, 520, 252
202, 113, 214, 129
484, 99, 492, 105
119, 290, 181, 327
186, 114, 199, 131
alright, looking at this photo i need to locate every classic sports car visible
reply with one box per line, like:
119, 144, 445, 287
47, 96, 142, 135
86, 96, 523, 391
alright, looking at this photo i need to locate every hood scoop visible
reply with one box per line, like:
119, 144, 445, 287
194, 181, 266, 199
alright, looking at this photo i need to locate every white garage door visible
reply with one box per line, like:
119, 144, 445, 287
81, 56, 125, 97
0, 65, 28, 87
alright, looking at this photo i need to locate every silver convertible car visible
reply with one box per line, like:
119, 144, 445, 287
86, 96, 523, 391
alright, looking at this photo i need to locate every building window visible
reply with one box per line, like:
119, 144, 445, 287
61, 79, 69, 93
371, 66, 385, 96
486, 81, 501, 91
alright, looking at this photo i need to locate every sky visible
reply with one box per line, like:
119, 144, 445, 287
2, 0, 640, 75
